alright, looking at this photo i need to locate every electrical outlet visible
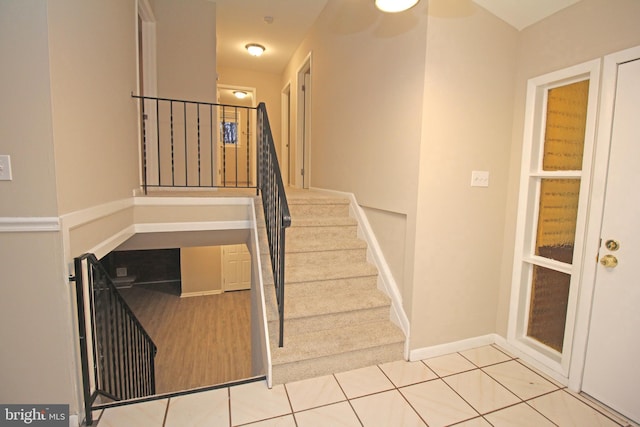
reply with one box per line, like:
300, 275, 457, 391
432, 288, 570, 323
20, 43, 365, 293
471, 170, 489, 187
116, 267, 128, 277
0, 155, 12, 181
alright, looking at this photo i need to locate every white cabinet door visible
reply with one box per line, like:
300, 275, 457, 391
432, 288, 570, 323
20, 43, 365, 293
222, 244, 251, 291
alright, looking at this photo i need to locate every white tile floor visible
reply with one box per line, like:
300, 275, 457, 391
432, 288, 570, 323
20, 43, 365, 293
93, 345, 637, 427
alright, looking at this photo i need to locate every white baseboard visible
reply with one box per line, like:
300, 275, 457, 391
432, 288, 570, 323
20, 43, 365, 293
409, 334, 497, 361
180, 289, 223, 298
409, 333, 569, 386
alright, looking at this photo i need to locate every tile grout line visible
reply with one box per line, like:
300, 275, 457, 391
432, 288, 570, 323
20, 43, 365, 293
282, 381, 299, 427
478, 363, 561, 427
161, 397, 170, 427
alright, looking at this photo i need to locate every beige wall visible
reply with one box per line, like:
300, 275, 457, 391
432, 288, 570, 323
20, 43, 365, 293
0, 0, 58, 217
181, 246, 223, 294
410, 4, 518, 349
282, 0, 427, 214
0, 0, 73, 411
47, 0, 140, 215
152, 0, 217, 102
496, 0, 640, 336
0, 232, 73, 406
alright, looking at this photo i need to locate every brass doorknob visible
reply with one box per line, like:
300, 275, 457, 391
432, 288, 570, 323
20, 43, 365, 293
600, 254, 618, 268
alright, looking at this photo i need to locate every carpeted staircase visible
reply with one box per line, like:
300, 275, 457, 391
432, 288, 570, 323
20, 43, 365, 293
256, 189, 405, 385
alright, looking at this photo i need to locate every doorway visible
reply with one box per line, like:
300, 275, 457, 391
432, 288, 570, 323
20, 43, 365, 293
216, 85, 257, 187
282, 83, 292, 186
577, 48, 640, 424
296, 55, 312, 189
137, 0, 158, 188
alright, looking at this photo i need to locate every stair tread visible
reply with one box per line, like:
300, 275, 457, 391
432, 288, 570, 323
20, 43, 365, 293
286, 197, 350, 205
271, 320, 404, 365
285, 262, 378, 283
290, 217, 357, 227
262, 230, 364, 252
265, 286, 390, 321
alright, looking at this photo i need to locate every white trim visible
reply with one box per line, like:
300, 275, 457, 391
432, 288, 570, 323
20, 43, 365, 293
296, 53, 312, 189
309, 186, 411, 359
507, 58, 601, 378
180, 289, 223, 298
409, 333, 570, 385
88, 225, 136, 260
0, 217, 60, 232
281, 81, 292, 187
134, 220, 251, 233
494, 335, 569, 385
248, 198, 272, 388
409, 334, 496, 361
60, 198, 133, 230
134, 196, 253, 206
569, 45, 640, 392
137, 0, 158, 188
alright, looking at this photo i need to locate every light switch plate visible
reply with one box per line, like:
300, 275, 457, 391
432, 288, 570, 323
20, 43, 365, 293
0, 155, 12, 181
471, 170, 489, 187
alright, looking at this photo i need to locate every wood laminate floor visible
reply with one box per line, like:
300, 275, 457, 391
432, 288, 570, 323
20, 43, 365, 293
118, 282, 252, 394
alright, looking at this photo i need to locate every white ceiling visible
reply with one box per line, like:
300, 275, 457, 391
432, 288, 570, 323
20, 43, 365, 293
215, 0, 329, 75
214, 0, 582, 75
472, 0, 581, 31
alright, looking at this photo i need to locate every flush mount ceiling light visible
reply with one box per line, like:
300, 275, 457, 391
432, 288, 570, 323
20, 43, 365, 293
245, 43, 265, 57
233, 91, 249, 99
374, 0, 419, 13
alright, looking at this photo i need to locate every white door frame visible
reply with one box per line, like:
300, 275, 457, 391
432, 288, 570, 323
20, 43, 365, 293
295, 53, 312, 189
281, 82, 292, 186
569, 44, 640, 391
137, 0, 158, 188
507, 59, 601, 379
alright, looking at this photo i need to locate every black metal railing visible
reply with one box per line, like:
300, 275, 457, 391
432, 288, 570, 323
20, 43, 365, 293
131, 94, 290, 346
132, 94, 256, 194
257, 102, 291, 347
71, 253, 157, 425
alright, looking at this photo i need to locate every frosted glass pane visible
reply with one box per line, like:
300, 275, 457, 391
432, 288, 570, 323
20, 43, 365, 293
527, 266, 571, 352
542, 80, 589, 171
535, 179, 580, 264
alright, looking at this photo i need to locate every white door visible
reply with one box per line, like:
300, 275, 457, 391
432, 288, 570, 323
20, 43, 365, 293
581, 58, 640, 423
221, 244, 251, 291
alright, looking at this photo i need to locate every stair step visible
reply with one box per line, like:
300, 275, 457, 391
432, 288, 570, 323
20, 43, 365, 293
264, 277, 388, 322
272, 341, 404, 385
268, 306, 392, 341
260, 229, 364, 254
283, 262, 377, 285
288, 202, 350, 218
285, 247, 368, 268
270, 319, 404, 366
291, 216, 357, 227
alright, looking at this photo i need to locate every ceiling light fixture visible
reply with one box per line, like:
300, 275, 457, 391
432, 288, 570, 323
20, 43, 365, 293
245, 43, 265, 57
374, 0, 419, 13
233, 91, 249, 99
